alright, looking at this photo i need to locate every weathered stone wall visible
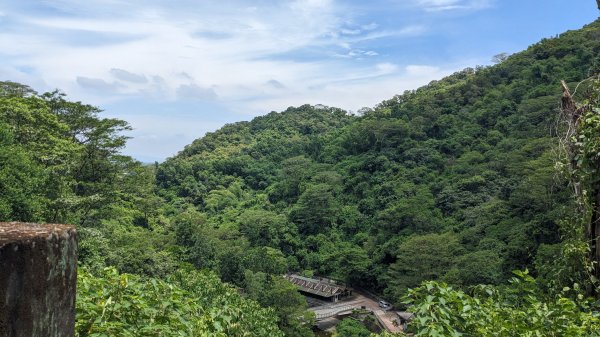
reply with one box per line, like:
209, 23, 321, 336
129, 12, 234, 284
0, 222, 77, 337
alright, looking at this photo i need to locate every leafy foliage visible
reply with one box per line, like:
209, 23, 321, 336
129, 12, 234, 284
404, 271, 600, 337
157, 20, 600, 298
3, 18, 600, 337
336, 318, 372, 337
76, 267, 283, 336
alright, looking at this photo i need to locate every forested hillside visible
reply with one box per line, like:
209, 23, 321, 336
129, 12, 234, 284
157, 20, 600, 302
1, 19, 600, 337
0, 82, 285, 336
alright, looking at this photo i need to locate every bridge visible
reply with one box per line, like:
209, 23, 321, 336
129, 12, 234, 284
307, 295, 403, 333
311, 302, 363, 320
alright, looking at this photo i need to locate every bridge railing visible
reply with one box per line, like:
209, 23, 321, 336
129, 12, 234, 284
315, 304, 359, 320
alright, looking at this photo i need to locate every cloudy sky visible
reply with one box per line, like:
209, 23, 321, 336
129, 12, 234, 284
0, 0, 597, 162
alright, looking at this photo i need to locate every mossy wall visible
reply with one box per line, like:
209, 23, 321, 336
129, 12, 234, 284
0, 222, 77, 337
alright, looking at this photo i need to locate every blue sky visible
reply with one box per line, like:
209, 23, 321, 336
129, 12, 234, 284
0, 0, 597, 162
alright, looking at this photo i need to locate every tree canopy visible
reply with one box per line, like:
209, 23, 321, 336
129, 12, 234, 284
2, 18, 600, 337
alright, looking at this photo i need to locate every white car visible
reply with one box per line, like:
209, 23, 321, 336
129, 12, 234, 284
378, 300, 391, 309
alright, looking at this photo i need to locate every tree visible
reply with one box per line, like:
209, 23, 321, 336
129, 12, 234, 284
238, 209, 296, 251
244, 271, 314, 337
269, 156, 314, 203
336, 318, 371, 337
385, 233, 464, 303
245, 246, 288, 275
334, 244, 371, 286
560, 79, 600, 294
492, 53, 510, 64
376, 184, 442, 235
444, 250, 502, 286
42, 90, 132, 225
0, 123, 45, 221
205, 187, 238, 213
289, 184, 339, 235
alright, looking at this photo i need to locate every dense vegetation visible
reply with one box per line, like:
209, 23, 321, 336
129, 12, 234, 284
1, 19, 600, 336
77, 266, 283, 336
157, 20, 600, 301
0, 81, 287, 336
405, 271, 600, 336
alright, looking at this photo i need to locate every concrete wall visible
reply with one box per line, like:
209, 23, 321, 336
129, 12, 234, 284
0, 222, 77, 337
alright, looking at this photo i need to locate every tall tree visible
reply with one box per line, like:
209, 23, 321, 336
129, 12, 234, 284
560, 78, 600, 294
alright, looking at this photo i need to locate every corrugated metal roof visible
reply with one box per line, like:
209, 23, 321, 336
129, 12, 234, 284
284, 274, 345, 298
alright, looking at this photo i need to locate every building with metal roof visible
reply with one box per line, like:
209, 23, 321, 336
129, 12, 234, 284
284, 274, 352, 302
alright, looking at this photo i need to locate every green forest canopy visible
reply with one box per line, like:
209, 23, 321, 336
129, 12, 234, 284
1, 18, 600, 337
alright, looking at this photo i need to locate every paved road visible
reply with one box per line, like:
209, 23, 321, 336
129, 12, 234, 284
308, 293, 402, 333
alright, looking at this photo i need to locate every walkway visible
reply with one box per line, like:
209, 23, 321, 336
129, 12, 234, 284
308, 293, 402, 333
311, 301, 363, 320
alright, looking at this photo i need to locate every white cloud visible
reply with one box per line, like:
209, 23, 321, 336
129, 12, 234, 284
109, 112, 227, 161
0, 0, 475, 160
76, 76, 122, 92
340, 28, 362, 35
334, 49, 379, 59
230, 64, 457, 117
361, 23, 378, 31
0, 1, 347, 103
376, 63, 399, 74
414, 0, 493, 11
176, 84, 217, 101
339, 25, 426, 44
266, 79, 286, 89
406, 65, 440, 76
1, 1, 430, 108
110, 68, 148, 83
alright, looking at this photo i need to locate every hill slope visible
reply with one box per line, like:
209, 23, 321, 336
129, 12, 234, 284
157, 19, 600, 303
1, 18, 599, 337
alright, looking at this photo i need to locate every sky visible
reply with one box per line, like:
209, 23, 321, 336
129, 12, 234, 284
0, 1, 597, 162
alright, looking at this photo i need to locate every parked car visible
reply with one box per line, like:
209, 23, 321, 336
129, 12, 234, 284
378, 300, 391, 309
